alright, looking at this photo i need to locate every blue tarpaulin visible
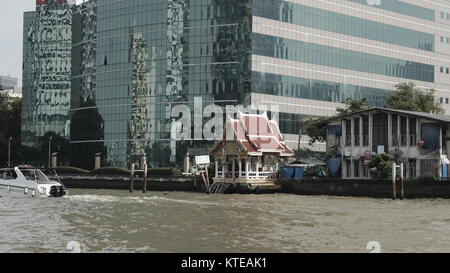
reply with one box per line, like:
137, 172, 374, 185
442, 164, 448, 178
327, 125, 342, 135
281, 167, 295, 180
422, 123, 440, 153
327, 158, 342, 178
294, 167, 305, 180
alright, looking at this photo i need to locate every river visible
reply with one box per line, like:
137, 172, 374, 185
1, 190, 450, 253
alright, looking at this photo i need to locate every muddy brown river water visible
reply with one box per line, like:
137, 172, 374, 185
1, 189, 450, 253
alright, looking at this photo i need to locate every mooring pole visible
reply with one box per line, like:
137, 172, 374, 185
205, 166, 211, 194
143, 164, 148, 193
130, 163, 135, 193
392, 162, 397, 200
400, 163, 404, 200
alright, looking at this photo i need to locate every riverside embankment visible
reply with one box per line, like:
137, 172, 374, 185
280, 179, 450, 199
54, 175, 450, 199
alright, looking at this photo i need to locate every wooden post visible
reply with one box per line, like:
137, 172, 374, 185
400, 163, 404, 200
205, 166, 211, 193
392, 162, 397, 200
215, 161, 219, 178
130, 163, 135, 193
201, 171, 210, 194
143, 164, 148, 193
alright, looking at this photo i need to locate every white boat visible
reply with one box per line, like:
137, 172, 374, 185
0, 167, 67, 198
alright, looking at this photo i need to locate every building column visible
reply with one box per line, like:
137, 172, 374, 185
388, 113, 393, 149
222, 162, 226, 178
350, 118, 355, 147
406, 117, 410, 147
232, 157, 236, 178
359, 116, 363, 147
342, 119, 347, 147
245, 160, 249, 179
238, 159, 242, 178
397, 115, 401, 145
256, 158, 260, 178
368, 113, 373, 152
350, 158, 353, 178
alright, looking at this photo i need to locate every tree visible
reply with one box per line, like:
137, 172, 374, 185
368, 153, 394, 179
303, 98, 370, 145
336, 98, 370, 115
387, 82, 444, 113
300, 117, 328, 145
0, 93, 22, 167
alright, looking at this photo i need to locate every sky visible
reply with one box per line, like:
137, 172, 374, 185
0, 0, 36, 85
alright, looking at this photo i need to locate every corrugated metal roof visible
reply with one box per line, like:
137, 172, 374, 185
315, 107, 450, 127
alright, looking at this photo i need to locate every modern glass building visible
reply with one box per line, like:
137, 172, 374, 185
22, 0, 72, 164
0, 76, 18, 91
22, 0, 450, 168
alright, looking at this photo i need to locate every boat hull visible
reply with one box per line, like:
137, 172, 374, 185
0, 184, 42, 198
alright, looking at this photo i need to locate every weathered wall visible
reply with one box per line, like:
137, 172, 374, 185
281, 179, 450, 199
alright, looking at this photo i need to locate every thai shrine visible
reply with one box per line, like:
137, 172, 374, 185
210, 111, 294, 188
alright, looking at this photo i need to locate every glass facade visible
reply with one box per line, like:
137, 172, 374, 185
69, 0, 252, 168
21, 6, 72, 165
252, 72, 393, 107
0, 76, 18, 91
347, 0, 435, 21
253, 33, 435, 83
22, 0, 446, 167
253, 0, 435, 51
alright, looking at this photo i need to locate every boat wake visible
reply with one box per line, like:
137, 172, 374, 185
67, 194, 217, 206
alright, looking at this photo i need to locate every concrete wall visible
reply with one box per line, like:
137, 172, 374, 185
55, 175, 200, 192
281, 179, 450, 199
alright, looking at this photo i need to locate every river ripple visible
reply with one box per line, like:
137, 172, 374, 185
1, 189, 450, 253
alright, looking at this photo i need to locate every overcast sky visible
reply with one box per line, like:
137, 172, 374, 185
0, 1, 35, 85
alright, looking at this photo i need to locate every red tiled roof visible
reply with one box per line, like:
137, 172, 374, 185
211, 112, 294, 156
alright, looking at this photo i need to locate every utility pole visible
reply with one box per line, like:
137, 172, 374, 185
8, 137, 12, 167
48, 136, 53, 169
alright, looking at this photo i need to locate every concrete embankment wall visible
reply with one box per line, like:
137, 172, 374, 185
280, 179, 450, 199
55, 175, 201, 192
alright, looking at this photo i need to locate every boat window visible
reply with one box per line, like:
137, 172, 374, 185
0, 170, 17, 180
35, 170, 51, 184
20, 169, 37, 181
20, 169, 51, 184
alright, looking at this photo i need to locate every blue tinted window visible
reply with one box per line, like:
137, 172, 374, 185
253, 33, 435, 83
252, 72, 393, 107
253, 0, 435, 51
347, 0, 435, 21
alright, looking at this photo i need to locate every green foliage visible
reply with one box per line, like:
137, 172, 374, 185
387, 82, 444, 113
0, 94, 21, 166
301, 117, 328, 145
90, 167, 131, 176
294, 148, 326, 161
148, 168, 182, 176
336, 98, 371, 115
304, 98, 370, 145
52, 166, 90, 174
305, 165, 328, 178
368, 154, 394, 179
